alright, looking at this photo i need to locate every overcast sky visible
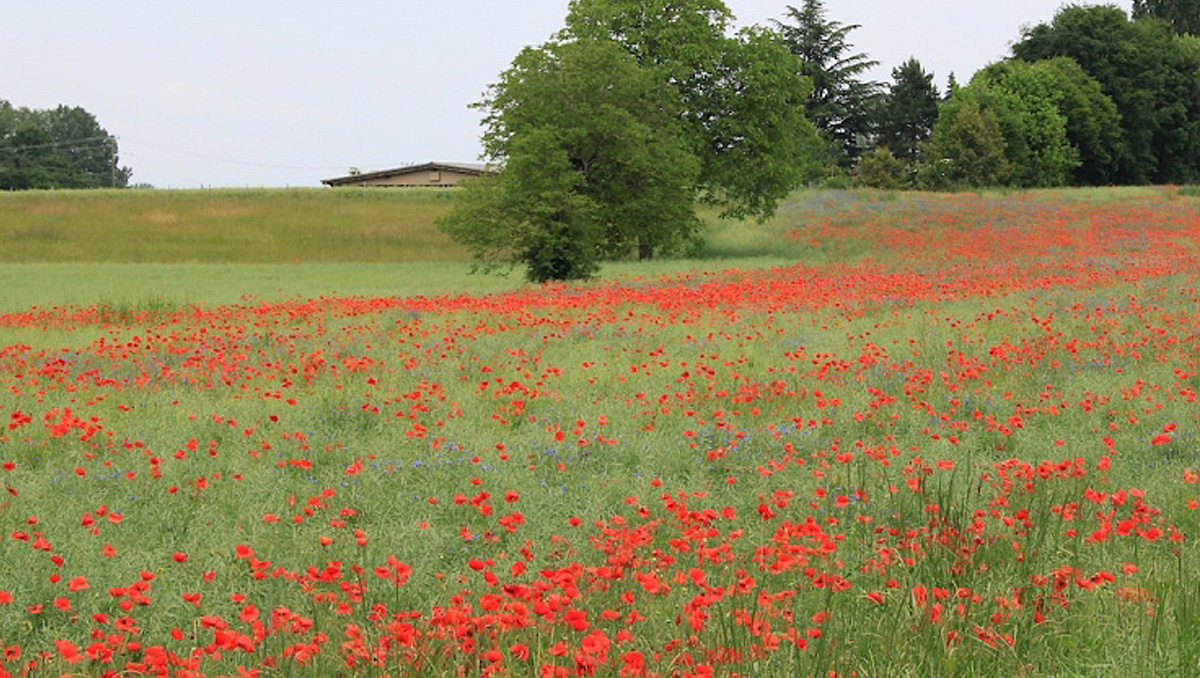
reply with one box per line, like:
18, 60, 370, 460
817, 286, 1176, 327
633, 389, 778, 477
2, 1, 1107, 188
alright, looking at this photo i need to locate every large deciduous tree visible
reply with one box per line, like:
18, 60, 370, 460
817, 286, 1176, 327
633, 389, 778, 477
972, 60, 1087, 188
773, 0, 881, 166
442, 0, 826, 282
1013, 4, 1200, 184
1027, 57, 1124, 185
0, 101, 131, 189
564, 0, 823, 220
439, 39, 700, 282
928, 63, 1079, 189
874, 57, 939, 164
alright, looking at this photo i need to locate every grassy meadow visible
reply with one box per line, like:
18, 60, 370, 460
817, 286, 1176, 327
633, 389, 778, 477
0, 188, 468, 264
1, 186, 1200, 676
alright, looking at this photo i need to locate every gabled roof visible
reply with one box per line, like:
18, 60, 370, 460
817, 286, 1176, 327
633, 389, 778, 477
321, 161, 497, 186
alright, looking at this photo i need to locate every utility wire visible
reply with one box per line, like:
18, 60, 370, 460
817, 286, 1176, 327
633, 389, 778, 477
0, 134, 114, 153
2, 131, 413, 174
122, 136, 395, 172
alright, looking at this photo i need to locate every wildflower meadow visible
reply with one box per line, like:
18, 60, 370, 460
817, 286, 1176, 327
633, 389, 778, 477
2, 188, 1200, 677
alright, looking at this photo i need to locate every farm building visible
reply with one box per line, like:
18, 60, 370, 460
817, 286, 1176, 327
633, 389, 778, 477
321, 162, 496, 188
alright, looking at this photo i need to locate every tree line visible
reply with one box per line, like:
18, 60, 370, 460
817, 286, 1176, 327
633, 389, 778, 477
0, 101, 131, 190
443, 0, 1200, 280
900, 3, 1200, 189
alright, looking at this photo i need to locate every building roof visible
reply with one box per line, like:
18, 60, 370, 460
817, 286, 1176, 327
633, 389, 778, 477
321, 161, 497, 186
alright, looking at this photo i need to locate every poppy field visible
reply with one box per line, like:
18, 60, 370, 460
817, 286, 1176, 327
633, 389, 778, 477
2, 188, 1200, 677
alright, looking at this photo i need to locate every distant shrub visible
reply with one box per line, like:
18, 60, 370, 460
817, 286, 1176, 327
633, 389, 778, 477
821, 173, 854, 190
854, 147, 906, 190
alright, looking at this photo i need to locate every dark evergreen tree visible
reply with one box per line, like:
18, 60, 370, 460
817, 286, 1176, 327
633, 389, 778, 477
773, 0, 881, 166
875, 57, 939, 163
945, 73, 960, 100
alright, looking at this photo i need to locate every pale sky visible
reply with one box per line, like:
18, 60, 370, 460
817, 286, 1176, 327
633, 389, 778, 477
2, 1, 1106, 188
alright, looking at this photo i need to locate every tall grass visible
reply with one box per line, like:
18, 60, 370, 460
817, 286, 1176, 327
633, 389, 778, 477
0, 188, 468, 263
4, 185, 1182, 266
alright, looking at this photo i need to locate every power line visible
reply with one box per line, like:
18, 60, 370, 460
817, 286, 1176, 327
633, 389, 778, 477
0, 134, 114, 153
122, 136, 390, 172
1, 130, 417, 175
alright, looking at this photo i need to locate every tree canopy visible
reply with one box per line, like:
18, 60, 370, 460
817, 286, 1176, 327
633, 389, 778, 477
1013, 4, 1200, 184
1133, 0, 1200, 36
922, 100, 1010, 189
971, 60, 1083, 187
1026, 57, 1124, 185
564, 0, 822, 220
875, 57, 940, 164
442, 0, 825, 281
440, 38, 702, 282
773, 0, 880, 166
0, 102, 131, 190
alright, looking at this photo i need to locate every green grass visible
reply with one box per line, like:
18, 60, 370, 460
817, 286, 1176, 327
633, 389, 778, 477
3, 184, 1181, 268
0, 262, 518, 311
0, 187, 468, 263
0, 186, 818, 313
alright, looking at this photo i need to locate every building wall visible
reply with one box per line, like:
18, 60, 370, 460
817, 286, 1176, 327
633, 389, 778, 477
357, 168, 479, 187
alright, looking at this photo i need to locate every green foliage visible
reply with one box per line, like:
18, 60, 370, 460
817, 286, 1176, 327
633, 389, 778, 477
875, 57, 940, 164
921, 100, 1010, 189
0, 101, 131, 190
563, 0, 733, 85
444, 0, 827, 282
773, 0, 881, 166
1028, 57, 1124, 185
1013, 5, 1200, 183
441, 136, 604, 282
969, 60, 1081, 187
441, 38, 701, 282
1133, 0, 1200, 36
565, 0, 822, 220
853, 146, 905, 189
925, 59, 1089, 190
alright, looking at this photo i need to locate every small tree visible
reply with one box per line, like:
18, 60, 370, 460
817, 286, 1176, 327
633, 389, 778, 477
439, 38, 700, 282
922, 100, 1010, 189
854, 146, 905, 189
875, 58, 939, 164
